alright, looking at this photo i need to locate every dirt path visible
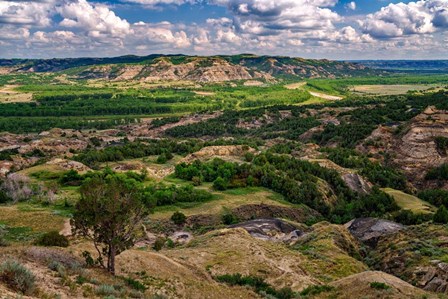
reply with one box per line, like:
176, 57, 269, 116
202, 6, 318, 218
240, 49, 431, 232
193, 91, 216, 96
309, 91, 342, 101
60, 219, 72, 236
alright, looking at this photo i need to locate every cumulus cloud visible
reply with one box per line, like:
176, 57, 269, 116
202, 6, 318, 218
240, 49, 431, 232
0, 0, 447, 59
57, 0, 131, 37
211, 0, 340, 34
0, 0, 54, 26
361, 0, 448, 38
131, 21, 191, 48
345, 1, 356, 11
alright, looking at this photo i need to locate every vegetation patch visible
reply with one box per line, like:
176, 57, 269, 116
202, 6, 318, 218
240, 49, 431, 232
0, 259, 36, 295
370, 281, 391, 290
216, 273, 295, 299
383, 188, 434, 214
35, 231, 69, 247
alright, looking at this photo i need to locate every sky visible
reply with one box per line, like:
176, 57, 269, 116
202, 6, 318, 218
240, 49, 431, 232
0, 0, 447, 59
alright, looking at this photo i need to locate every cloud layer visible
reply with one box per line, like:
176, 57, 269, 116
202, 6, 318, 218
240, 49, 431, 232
0, 0, 447, 59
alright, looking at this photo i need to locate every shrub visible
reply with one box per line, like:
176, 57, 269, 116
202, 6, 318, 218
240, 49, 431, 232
153, 237, 166, 251
0, 260, 36, 295
124, 277, 147, 292
370, 282, 390, 290
192, 176, 202, 186
393, 210, 431, 225
48, 261, 67, 278
35, 231, 69, 247
0, 190, 11, 204
213, 177, 228, 191
0, 225, 8, 247
171, 211, 187, 226
221, 210, 238, 225
95, 284, 117, 296
434, 206, 448, 224
25, 247, 81, 270
76, 274, 89, 285
216, 273, 295, 299
59, 169, 84, 186
156, 154, 168, 164
300, 285, 335, 296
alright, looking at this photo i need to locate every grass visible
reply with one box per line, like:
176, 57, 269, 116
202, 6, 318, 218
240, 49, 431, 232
18, 164, 69, 182
221, 187, 265, 196
0, 260, 36, 295
382, 188, 435, 214
370, 282, 391, 290
351, 84, 440, 95
0, 203, 66, 242
151, 187, 292, 220
0, 85, 33, 103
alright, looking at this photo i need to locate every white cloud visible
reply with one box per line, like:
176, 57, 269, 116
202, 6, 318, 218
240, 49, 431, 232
0, 0, 54, 26
57, 0, 131, 37
0, 0, 447, 59
345, 1, 356, 11
361, 0, 448, 38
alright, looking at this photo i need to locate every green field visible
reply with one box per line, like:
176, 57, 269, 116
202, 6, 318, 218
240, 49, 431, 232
382, 188, 435, 214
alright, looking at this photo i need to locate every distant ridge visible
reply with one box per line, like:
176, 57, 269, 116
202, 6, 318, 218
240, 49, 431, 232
351, 60, 448, 73
0, 54, 379, 82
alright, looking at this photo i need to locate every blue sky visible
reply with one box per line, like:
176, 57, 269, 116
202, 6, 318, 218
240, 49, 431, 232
92, 0, 415, 23
0, 0, 446, 59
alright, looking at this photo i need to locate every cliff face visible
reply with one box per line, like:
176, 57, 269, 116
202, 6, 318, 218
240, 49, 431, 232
359, 106, 448, 187
1, 55, 374, 82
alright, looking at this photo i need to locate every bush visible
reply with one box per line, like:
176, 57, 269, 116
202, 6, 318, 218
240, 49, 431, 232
370, 282, 390, 290
213, 177, 228, 191
48, 261, 67, 278
95, 284, 117, 296
222, 210, 238, 225
0, 225, 8, 247
393, 210, 431, 225
216, 273, 295, 299
171, 211, 187, 226
153, 237, 166, 251
156, 154, 168, 164
0, 260, 36, 295
59, 169, 84, 186
300, 285, 335, 296
192, 176, 202, 186
25, 247, 81, 270
124, 277, 147, 292
433, 206, 448, 224
0, 190, 11, 204
418, 189, 448, 208
35, 231, 69, 247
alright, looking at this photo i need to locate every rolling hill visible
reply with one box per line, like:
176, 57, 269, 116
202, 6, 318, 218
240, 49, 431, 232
0, 54, 377, 82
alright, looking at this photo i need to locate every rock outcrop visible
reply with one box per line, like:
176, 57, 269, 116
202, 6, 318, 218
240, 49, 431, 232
345, 218, 404, 247
359, 106, 448, 187
229, 218, 303, 243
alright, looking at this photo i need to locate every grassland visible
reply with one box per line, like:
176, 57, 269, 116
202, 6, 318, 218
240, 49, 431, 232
351, 84, 441, 95
152, 187, 290, 219
382, 188, 435, 214
0, 85, 33, 103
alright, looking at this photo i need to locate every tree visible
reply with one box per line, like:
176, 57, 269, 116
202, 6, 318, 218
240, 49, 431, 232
71, 174, 147, 274
433, 205, 448, 224
171, 211, 187, 226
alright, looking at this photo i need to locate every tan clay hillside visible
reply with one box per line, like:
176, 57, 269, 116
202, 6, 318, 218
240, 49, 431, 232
0, 55, 375, 83
358, 106, 448, 187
